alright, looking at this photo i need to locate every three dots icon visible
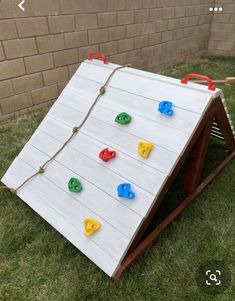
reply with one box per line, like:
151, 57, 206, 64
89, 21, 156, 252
209, 7, 223, 12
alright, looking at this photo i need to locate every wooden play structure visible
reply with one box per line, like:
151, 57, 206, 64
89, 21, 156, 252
1, 52, 235, 281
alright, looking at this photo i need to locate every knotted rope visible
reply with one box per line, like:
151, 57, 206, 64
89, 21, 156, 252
0, 64, 129, 194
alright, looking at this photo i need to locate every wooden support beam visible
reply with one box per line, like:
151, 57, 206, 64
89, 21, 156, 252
192, 77, 235, 85
184, 115, 214, 195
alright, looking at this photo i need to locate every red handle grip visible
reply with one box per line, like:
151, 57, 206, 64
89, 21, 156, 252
87, 52, 108, 64
181, 73, 216, 91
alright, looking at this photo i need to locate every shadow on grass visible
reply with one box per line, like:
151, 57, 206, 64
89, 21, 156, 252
144, 138, 229, 236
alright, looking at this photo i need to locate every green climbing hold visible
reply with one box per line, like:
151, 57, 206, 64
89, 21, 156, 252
68, 177, 83, 193
115, 112, 132, 124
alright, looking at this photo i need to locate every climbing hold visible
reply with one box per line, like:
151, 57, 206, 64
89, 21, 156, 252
115, 112, 132, 124
158, 101, 174, 116
68, 177, 83, 193
99, 148, 116, 162
84, 218, 101, 236
138, 142, 154, 159
117, 183, 135, 200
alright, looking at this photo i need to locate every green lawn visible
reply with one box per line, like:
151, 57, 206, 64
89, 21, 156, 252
0, 56, 234, 301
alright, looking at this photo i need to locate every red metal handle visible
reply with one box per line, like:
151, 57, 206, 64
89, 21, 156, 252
87, 52, 108, 64
181, 73, 216, 91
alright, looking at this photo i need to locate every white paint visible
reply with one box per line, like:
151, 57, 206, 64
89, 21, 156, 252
40, 113, 178, 175
71, 62, 213, 114
84, 59, 222, 98
2, 158, 119, 277
29, 129, 166, 197
26, 130, 156, 217
19, 143, 143, 238
59, 83, 202, 134
49, 102, 189, 154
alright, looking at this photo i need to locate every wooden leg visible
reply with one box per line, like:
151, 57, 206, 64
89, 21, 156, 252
184, 115, 214, 196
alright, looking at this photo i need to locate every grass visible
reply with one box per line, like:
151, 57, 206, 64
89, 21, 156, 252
0, 56, 235, 301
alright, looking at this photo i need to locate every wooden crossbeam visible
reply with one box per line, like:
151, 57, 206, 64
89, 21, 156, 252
192, 77, 235, 85
184, 115, 214, 195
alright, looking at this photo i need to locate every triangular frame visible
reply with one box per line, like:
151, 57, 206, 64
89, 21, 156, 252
112, 96, 235, 282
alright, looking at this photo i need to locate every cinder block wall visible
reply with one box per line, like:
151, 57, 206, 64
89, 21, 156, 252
208, 0, 235, 56
0, 0, 216, 119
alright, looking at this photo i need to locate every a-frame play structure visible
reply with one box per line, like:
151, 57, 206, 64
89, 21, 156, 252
1, 53, 235, 281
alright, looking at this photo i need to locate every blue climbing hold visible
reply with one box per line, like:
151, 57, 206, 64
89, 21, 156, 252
158, 101, 174, 116
117, 183, 135, 200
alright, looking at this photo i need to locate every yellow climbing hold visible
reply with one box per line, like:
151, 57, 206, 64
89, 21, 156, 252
138, 142, 154, 159
84, 218, 101, 236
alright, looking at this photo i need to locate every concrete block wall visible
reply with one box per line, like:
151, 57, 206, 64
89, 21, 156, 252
0, 0, 220, 119
208, 0, 235, 56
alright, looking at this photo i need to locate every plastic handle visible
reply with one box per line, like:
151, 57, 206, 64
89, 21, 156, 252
87, 52, 108, 64
181, 73, 216, 91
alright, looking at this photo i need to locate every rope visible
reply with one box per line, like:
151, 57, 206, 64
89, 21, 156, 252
0, 64, 129, 194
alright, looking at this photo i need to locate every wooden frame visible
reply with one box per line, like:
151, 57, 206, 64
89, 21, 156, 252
112, 97, 235, 282
2, 58, 235, 280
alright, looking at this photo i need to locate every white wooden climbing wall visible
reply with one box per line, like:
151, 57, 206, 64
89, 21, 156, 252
1, 58, 223, 277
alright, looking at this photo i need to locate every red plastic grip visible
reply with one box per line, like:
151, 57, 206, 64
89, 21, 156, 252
181, 73, 216, 91
87, 52, 108, 64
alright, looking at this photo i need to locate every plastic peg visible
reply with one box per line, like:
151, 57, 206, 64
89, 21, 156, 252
158, 101, 174, 116
138, 142, 154, 159
84, 218, 101, 236
87, 52, 108, 64
99, 148, 116, 162
68, 177, 83, 193
115, 112, 132, 124
117, 183, 135, 200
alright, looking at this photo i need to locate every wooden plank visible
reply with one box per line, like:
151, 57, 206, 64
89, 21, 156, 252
1, 158, 120, 277
84, 59, 222, 98
18, 143, 143, 239
192, 77, 235, 84
29, 129, 166, 195
24, 128, 155, 218
58, 83, 202, 134
39, 113, 178, 176
49, 102, 189, 154
72, 61, 215, 114
2, 157, 132, 263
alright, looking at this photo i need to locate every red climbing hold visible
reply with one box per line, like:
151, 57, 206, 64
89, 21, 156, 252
99, 148, 116, 162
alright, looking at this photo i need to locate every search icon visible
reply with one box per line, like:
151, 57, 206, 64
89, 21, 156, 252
209, 274, 217, 282
196, 261, 231, 295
